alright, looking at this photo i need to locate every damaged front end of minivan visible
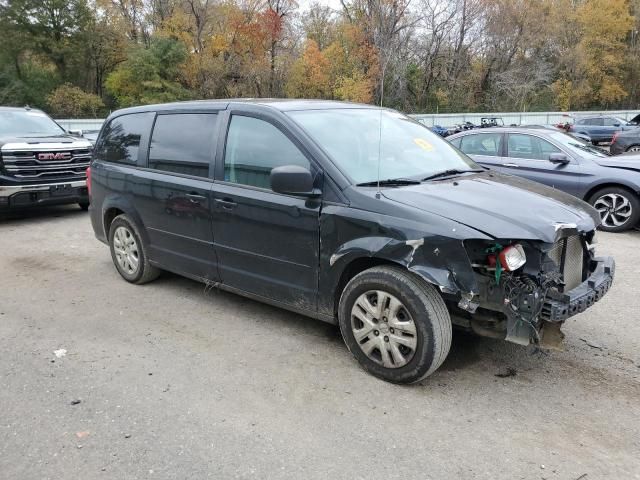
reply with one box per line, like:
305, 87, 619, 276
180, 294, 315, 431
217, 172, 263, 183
322, 203, 614, 350
454, 227, 614, 348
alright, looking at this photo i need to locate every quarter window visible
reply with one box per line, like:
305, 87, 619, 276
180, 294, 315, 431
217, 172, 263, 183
507, 134, 561, 160
148, 114, 218, 177
224, 115, 310, 190
459, 133, 502, 156
96, 113, 154, 165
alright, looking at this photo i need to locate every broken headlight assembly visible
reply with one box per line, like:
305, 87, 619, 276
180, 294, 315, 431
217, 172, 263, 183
459, 239, 572, 346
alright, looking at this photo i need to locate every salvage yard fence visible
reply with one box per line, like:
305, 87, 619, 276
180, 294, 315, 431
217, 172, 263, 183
56, 110, 640, 132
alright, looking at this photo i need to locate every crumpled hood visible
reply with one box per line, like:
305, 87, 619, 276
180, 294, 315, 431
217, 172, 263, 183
382, 172, 599, 243
594, 154, 640, 172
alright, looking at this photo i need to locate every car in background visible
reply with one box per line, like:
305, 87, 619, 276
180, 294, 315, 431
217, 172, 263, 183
627, 113, 640, 126
610, 129, 640, 155
569, 115, 636, 145
479, 117, 504, 128
448, 127, 640, 232
0, 106, 91, 212
429, 124, 449, 137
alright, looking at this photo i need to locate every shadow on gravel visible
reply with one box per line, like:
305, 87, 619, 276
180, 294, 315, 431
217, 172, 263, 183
439, 331, 484, 371
0, 205, 86, 225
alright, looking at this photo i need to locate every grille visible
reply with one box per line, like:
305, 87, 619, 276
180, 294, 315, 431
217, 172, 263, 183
548, 235, 585, 291
1, 147, 91, 179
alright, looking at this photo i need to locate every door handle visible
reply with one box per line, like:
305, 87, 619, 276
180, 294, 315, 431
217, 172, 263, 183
185, 193, 207, 203
502, 162, 519, 167
214, 197, 237, 210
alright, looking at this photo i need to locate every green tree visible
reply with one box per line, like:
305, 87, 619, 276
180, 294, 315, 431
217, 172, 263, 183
47, 83, 105, 117
105, 38, 192, 107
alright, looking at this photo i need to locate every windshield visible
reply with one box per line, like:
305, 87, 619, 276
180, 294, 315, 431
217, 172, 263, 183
547, 132, 609, 158
0, 110, 65, 137
287, 108, 478, 184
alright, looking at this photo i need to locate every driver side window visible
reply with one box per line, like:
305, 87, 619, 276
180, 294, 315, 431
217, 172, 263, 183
507, 134, 560, 160
224, 115, 310, 190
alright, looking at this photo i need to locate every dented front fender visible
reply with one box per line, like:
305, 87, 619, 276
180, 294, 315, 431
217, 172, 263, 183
318, 202, 489, 318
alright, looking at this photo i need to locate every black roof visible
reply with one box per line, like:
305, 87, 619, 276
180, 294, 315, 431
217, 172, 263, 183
110, 98, 379, 117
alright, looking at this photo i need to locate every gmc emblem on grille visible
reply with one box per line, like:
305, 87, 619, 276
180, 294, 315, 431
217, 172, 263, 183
38, 152, 71, 161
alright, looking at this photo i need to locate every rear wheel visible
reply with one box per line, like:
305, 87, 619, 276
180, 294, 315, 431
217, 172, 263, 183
588, 187, 640, 232
108, 214, 160, 284
338, 266, 452, 384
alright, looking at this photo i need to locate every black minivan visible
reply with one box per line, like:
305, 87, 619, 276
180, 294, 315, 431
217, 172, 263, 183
89, 100, 614, 383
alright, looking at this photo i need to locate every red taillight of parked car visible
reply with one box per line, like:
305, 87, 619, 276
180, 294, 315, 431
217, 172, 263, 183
86, 166, 92, 196
611, 132, 619, 145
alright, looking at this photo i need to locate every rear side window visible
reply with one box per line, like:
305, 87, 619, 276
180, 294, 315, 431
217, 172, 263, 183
586, 118, 603, 126
224, 115, 310, 190
96, 113, 154, 165
459, 133, 502, 156
148, 113, 218, 177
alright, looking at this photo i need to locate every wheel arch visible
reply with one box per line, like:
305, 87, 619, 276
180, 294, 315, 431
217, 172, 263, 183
583, 182, 640, 203
101, 198, 151, 246
333, 257, 403, 316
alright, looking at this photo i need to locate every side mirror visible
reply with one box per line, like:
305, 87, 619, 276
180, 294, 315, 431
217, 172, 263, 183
549, 153, 569, 165
270, 165, 320, 196
68, 129, 83, 137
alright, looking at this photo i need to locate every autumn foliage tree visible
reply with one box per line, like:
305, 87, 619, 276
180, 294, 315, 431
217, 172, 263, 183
1, 0, 639, 114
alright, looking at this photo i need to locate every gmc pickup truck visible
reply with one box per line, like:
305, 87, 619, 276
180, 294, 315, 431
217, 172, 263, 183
0, 106, 91, 212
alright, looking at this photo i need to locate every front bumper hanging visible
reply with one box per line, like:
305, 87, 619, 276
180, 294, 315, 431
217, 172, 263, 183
541, 256, 615, 323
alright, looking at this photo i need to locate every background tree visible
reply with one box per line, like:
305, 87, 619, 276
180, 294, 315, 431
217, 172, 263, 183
0, 0, 638, 114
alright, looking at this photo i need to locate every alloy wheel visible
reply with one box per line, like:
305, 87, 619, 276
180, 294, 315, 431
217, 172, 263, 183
593, 193, 633, 228
113, 226, 140, 275
350, 290, 418, 368
627, 146, 640, 152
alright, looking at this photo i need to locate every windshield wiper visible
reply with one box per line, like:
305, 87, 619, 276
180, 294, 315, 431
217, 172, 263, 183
421, 169, 483, 181
356, 178, 421, 187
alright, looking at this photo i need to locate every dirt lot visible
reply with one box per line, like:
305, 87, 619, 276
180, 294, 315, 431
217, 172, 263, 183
1, 206, 639, 480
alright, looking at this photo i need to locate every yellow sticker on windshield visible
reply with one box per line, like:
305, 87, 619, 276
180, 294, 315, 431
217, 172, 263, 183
414, 138, 434, 151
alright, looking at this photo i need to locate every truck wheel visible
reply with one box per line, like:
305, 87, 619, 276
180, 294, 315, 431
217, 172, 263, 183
589, 187, 640, 232
108, 214, 160, 284
338, 266, 452, 384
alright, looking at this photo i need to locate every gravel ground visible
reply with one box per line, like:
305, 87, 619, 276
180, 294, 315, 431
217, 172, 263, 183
1, 206, 639, 480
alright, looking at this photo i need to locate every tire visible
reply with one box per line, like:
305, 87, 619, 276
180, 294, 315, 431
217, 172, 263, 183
108, 214, 160, 284
78, 201, 90, 211
338, 265, 452, 384
626, 145, 640, 153
588, 187, 640, 233
592, 140, 599, 146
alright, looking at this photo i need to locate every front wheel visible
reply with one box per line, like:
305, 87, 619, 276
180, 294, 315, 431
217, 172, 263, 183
626, 145, 640, 153
589, 187, 640, 232
78, 201, 90, 211
338, 266, 452, 384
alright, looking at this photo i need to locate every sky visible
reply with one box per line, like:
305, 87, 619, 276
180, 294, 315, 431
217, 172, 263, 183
297, 0, 344, 11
